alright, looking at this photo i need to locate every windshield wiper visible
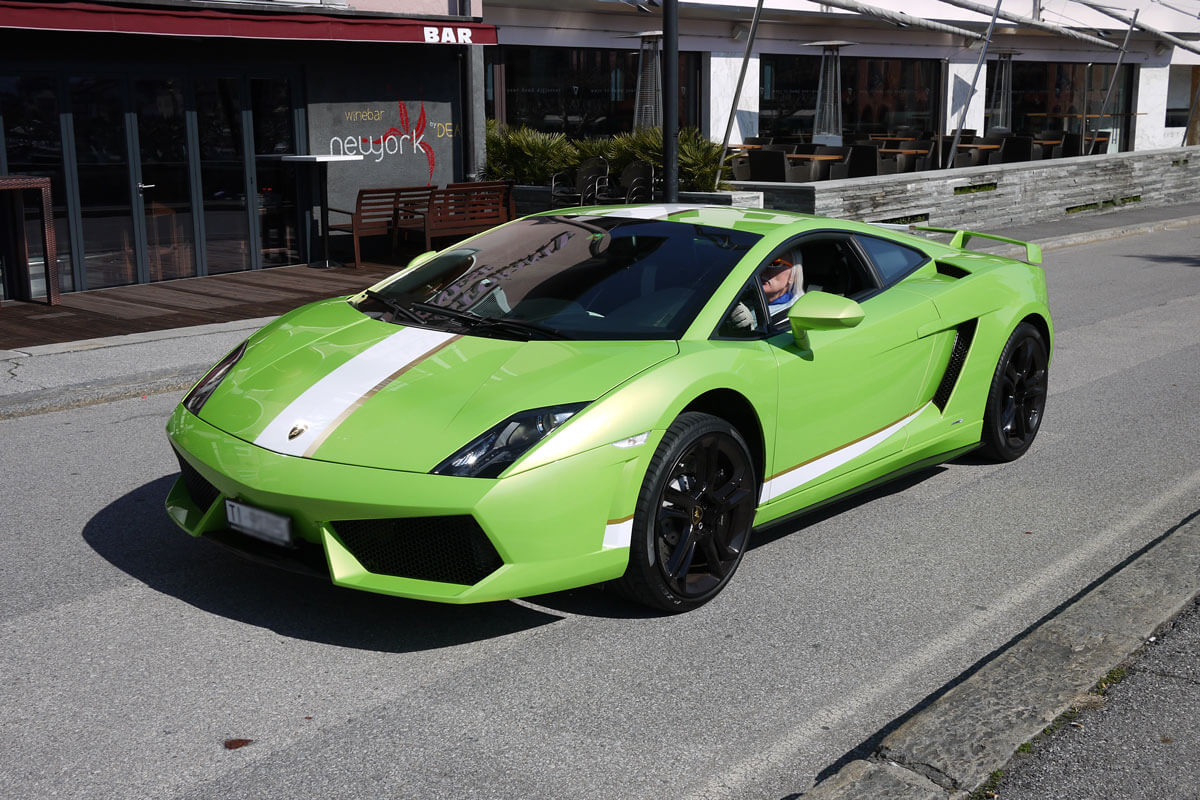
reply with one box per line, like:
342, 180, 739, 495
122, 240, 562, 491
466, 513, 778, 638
410, 302, 568, 340
363, 289, 424, 325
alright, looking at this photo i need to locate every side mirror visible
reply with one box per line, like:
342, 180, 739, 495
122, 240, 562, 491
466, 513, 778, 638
788, 291, 865, 347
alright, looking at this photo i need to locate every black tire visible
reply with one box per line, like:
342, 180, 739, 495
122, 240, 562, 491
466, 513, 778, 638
613, 412, 757, 613
981, 321, 1049, 462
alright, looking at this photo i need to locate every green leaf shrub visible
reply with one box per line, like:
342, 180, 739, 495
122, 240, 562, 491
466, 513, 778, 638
483, 122, 732, 192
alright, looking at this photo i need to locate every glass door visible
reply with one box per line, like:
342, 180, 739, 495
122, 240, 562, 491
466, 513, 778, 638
133, 78, 196, 280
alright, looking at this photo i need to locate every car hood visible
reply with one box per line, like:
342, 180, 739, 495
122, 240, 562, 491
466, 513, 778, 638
198, 300, 678, 473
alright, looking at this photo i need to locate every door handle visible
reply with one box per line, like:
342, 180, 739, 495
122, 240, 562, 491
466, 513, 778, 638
137, 182, 156, 193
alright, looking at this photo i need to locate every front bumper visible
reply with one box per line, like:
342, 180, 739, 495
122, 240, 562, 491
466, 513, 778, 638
165, 405, 657, 603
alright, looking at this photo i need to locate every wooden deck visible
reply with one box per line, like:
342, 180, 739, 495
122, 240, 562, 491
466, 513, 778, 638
0, 261, 402, 350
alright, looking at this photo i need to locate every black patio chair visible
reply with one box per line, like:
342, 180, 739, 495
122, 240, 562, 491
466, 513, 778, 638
988, 135, 1035, 164
829, 145, 897, 179
550, 156, 608, 207
595, 161, 654, 204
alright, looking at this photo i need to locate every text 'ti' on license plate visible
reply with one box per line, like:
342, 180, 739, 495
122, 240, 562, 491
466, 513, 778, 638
225, 500, 294, 546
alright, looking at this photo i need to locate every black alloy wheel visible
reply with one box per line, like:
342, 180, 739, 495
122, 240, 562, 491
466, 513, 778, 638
982, 321, 1049, 461
615, 412, 757, 612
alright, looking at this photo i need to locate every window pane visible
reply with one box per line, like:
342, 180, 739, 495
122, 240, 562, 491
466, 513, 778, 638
856, 235, 928, 285
251, 78, 299, 266
494, 46, 698, 138
0, 75, 74, 296
196, 77, 250, 274
71, 76, 136, 290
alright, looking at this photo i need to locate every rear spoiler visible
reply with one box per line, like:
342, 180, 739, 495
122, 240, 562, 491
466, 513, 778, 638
910, 225, 1043, 265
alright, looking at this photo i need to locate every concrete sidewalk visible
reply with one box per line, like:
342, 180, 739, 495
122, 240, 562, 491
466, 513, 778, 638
0, 316, 273, 419
996, 589, 1200, 800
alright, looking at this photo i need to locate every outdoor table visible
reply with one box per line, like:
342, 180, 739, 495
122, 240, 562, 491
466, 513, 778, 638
730, 144, 762, 150
879, 148, 928, 155
281, 154, 364, 269
1034, 139, 1062, 146
787, 154, 842, 161
0, 175, 59, 307
957, 143, 1000, 150
870, 135, 918, 141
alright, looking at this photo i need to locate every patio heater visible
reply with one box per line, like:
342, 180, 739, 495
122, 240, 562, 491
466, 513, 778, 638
633, 31, 663, 130
986, 52, 1014, 133
811, 41, 853, 146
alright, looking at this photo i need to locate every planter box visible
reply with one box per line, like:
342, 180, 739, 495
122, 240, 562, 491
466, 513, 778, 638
513, 185, 763, 216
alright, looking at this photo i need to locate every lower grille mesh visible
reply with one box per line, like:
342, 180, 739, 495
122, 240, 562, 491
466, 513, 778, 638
175, 451, 221, 512
332, 516, 503, 585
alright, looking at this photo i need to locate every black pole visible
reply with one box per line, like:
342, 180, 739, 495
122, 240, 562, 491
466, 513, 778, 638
663, 0, 679, 202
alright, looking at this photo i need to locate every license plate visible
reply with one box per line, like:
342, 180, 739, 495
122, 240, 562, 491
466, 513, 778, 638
225, 500, 294, 547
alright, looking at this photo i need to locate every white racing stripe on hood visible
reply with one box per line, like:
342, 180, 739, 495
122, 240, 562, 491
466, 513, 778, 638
254, 327, 459, 458
760, 405, 928, 503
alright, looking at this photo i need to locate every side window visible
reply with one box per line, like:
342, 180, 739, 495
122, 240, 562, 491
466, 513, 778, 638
855, 235, 930, 286
795, 235, 878, 298
715, 281, 769, 339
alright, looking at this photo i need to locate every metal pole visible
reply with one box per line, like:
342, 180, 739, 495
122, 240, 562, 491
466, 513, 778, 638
934, 0, 1118, 50
802, 0, 985, 40
1183, 75, 1200, 147
714, 0, 765, 190
663, 0, 679, 202
946, 0, 1002, 168
1090, 9, 1136, 155
1071, 0, 1200, 58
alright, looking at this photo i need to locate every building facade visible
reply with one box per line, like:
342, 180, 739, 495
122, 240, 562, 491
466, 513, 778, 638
3, 0, 1198, 300
483, 0, 1200, 152
0, 0, 493, 298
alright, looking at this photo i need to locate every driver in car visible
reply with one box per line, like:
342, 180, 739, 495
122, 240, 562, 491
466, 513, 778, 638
732, 254, 803, 330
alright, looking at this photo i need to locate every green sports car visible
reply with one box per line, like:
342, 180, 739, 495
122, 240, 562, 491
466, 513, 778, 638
166, 204, 1051, 612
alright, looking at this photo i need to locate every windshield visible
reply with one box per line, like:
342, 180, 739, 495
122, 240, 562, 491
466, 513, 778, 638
351, 215, 761, 340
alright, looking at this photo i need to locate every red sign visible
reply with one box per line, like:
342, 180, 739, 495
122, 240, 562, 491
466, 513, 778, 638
0, 1, 499, 45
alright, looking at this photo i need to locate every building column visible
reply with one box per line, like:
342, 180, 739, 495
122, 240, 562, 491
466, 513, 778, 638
706, 51, 759, 144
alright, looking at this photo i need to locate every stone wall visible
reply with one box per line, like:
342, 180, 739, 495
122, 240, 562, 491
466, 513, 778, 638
730, 146, 1200, 228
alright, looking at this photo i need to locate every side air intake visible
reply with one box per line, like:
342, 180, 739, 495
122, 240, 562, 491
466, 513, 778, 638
932, 319, 977, 411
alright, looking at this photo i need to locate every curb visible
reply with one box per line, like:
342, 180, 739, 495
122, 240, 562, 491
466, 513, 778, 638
0, 316, 277, 420
800, 512, 1200, 799
968, 214, 1200, 261
0, 368, 207, 420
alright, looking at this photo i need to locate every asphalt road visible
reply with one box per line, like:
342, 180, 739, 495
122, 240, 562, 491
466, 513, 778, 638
2, 225, 1198, 800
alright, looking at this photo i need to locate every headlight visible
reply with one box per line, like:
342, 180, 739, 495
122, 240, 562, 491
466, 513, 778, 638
432, 403, 589, 478
182, 341, 247, 416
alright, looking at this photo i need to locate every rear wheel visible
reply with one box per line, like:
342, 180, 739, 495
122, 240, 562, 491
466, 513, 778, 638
614, 412, 757, 613
981, 321, 1048, 461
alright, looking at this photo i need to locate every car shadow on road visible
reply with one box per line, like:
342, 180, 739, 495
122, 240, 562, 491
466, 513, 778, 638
83, 476, 565, 653
1128, 253, 1200, 268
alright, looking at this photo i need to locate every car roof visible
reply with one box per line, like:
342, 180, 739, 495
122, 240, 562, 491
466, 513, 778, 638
535, 204, 974, 261
542, 204, 823, 237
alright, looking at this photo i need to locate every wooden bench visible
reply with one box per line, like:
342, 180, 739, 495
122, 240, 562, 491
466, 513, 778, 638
402, 181, 514, 251
329, 185, 432, 267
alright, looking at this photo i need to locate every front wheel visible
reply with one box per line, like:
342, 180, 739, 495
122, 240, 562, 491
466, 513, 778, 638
613, 413, 757, 613
981, 321, 1048, 461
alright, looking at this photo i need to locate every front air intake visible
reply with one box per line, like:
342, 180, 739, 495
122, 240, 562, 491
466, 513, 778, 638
332, 516, 503, 585
174, 450, 221, 512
